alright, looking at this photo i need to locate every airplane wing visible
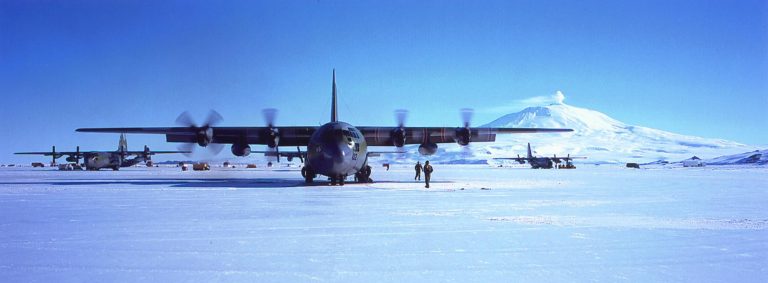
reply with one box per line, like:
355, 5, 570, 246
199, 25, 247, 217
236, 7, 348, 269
366, 150, 407, 157
124, 151, 191, 155
551, 156, 588, 162
357, 127, 572, 146
77, 126, 571, 147
249, 149, 306, 163
492, 157, 528, 164
15, 151, 73, 156
76, 126, 318, 146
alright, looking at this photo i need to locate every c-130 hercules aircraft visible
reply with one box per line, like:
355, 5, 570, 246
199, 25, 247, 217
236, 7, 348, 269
78, 70, 573, 185
15, 133, 190, 170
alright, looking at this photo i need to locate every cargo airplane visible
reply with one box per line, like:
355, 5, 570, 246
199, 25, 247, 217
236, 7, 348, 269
495, 143, 586, 169
77, 70, 573, 184
15, 134, 190, 170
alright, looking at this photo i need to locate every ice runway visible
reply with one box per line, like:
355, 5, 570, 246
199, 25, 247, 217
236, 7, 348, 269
1, 165, 766, 282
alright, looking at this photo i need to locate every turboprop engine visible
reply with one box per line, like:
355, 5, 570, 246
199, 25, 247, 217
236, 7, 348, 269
231, 143, 251, 157
418, 142, 438, 155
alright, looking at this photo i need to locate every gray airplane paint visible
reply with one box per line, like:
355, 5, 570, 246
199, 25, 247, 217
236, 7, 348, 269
302, 70, 370, 184
494, 143, 585, 169
526, 142, 555, 169
15, 134, 187, 171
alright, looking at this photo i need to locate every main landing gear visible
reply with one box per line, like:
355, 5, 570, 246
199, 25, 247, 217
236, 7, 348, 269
355, 165, 373, 183
301, 166, 316, 183
302, 165, 373, 186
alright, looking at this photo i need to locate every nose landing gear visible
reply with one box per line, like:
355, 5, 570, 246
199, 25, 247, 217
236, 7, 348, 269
329, 175, 346, 186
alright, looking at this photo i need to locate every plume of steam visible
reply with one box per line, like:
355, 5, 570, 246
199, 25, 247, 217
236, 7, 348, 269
553, 90, 565, 104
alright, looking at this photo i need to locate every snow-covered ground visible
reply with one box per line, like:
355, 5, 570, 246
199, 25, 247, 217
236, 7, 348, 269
1, 165, 766, 282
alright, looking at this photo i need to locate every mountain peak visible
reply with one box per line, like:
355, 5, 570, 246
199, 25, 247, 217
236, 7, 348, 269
483, 102, 624, 133
472, 94, 755, 164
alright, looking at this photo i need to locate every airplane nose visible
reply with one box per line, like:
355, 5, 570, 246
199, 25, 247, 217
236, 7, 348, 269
322, 143, 351, 165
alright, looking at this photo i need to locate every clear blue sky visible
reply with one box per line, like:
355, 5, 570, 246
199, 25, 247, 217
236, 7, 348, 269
1, 0, 766, 163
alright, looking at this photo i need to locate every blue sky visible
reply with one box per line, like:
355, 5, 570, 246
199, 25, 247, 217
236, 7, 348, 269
1, 0, 766, 163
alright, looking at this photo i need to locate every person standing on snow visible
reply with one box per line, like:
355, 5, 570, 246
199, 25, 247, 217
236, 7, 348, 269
423, 160, 433, 188
414, 161, 422, 181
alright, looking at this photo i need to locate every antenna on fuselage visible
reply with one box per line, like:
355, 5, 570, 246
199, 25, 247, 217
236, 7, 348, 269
331, 69, 338, 123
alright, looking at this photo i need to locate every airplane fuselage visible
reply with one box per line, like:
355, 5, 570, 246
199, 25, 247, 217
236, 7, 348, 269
306, 121, 368, 179
529, 157, 554, 169
83, 152, 144, 170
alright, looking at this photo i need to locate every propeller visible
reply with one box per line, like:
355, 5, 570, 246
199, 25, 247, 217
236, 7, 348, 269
66, 146, 83, 164
395, 109, 408, 128
461, 108, 473, 128
391, 109, 408, 149
174, 110, 225, 156
263, 108, 281, 162
456, 108, 474, 153
143, 145, 152, 161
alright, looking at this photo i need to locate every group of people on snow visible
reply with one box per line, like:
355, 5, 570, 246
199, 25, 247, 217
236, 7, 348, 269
414, 160, 433, 188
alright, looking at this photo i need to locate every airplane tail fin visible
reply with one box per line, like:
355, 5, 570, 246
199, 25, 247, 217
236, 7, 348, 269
527, 143, 533, 159
331, 69, 338, 122
118, 133, 128, 153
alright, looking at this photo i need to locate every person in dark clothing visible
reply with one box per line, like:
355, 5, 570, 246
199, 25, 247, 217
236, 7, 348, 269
423, 160, 433, 188
414, 161, 422, 180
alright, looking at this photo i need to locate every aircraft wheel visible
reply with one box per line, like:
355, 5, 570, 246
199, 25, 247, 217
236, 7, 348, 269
364, 165, 372, 181
112, 166, 119, 171
302, 167, 314, 183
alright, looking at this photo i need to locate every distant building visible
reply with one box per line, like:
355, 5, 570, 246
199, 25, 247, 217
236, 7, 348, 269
682, 156, 705, 167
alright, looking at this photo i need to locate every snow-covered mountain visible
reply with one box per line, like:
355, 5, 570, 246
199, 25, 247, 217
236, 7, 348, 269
705, 149, 768, 165
381, 94, 759, 165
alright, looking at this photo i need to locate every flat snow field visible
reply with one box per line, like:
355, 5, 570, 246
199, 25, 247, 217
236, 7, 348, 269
1, 165, 766, 282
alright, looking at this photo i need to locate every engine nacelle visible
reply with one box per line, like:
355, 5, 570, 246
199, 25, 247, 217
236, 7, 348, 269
391, 128, 406, 147
196, 127, 214, 147
231, 143, 251, 157
418, 142, 438, 156
455, 127, 471, 146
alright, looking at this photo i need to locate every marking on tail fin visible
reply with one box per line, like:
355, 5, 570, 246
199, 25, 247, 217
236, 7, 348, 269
331, 69, 338, 122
